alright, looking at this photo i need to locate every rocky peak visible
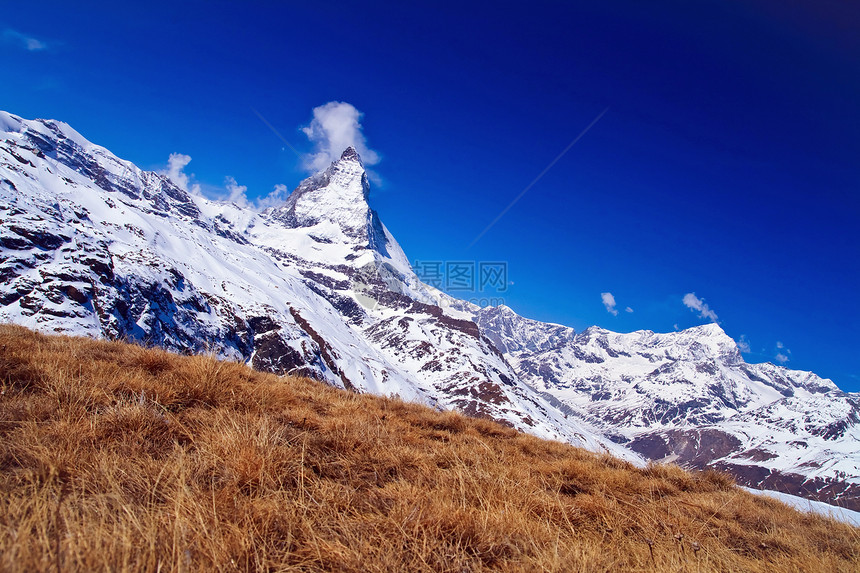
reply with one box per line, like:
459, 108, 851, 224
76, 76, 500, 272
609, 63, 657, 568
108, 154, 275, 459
262, 147, 402, 265
269, 148, 368, 223
339, 146, 363, 163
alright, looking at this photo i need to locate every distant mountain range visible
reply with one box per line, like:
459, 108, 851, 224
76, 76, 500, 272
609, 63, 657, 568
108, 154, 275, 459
2, 111, 857, 509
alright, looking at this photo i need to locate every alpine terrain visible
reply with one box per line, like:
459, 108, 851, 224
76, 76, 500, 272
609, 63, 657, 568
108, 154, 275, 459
1, 111, 858, 509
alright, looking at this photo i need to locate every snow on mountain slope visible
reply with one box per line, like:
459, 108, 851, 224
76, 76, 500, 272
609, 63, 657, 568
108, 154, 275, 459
474, 304, 577, 355
474, 306, 860, 509
0, 111, 636, 462
501, 322, 836, 432
744, 487, 860, 528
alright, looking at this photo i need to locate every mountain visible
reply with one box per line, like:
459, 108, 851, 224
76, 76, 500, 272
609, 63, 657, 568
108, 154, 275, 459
0, 111, 632, 461
1, 111, 857, 508
473, 307, 860, 508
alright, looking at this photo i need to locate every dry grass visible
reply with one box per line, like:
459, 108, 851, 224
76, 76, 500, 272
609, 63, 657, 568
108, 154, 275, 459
0, 324, 857, 572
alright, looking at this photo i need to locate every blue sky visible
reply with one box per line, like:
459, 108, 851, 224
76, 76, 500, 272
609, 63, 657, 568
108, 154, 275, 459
2, 1, 858, 390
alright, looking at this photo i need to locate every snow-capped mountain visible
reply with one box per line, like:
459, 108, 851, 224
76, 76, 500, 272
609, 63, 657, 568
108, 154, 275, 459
473, 306, 860, 508
2, 111, 857, 509
0, 111, 633, 461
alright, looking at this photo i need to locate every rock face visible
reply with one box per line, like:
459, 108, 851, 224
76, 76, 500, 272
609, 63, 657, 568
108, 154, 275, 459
2, 111, 858, 509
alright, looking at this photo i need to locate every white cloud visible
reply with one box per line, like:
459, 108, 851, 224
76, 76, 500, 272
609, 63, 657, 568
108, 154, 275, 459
165, 153, 202, 196
224, 176, 250, 207
3, 29, 47, 51
773, 342, 791, 364
301, 101, 380, 173
601, 292, 618, 316
737, 335, 751, 354
625, 306, 634, 313
256, 184, 290, 210
682, 292, 719, 323
163, 154, 289, 211
224, 177, 292, 211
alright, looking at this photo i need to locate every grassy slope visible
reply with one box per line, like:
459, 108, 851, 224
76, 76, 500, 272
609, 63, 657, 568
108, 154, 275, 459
0, 324, 857, 572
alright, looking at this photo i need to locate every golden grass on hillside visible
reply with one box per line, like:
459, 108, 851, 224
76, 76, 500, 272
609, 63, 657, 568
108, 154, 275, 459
0, 324, 857, 572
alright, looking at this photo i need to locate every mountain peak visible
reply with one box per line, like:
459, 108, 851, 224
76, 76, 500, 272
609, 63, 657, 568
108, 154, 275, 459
687, 322, 727, 337
260, 142, 406, 262
339, 146, 362, 163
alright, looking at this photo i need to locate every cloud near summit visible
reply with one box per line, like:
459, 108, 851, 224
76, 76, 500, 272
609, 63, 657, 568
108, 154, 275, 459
164, 153, 286, 211
301, 102, 380, 172
683, 292, 719, 323
163, 102, 381, 210
601, 292, 618, 316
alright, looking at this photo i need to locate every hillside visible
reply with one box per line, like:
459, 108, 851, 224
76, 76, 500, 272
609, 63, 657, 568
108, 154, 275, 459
0, 325, 857, 572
